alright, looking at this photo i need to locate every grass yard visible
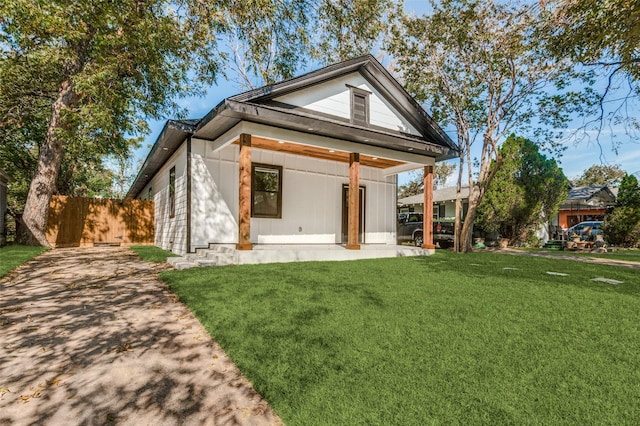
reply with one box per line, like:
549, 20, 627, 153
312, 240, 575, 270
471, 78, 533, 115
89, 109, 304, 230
130, 245, 179, 263
0, 245, 48, 278
161, 252, 640, 425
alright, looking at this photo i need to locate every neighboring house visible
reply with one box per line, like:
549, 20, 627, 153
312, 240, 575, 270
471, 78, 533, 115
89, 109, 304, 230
127, 55, 457, 255
398, 186, 470, 220
555, 186, 617, 229
0, 168, 11, 247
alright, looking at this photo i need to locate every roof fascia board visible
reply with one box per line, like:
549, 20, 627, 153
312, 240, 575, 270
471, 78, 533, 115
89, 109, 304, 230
229, 56, 368, 103
358, 63, 457, 151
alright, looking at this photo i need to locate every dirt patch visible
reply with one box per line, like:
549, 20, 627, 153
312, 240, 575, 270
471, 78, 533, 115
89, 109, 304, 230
0, 247, 281, 425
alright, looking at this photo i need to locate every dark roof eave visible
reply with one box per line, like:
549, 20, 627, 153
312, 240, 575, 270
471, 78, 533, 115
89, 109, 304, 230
126, 119, 197, 198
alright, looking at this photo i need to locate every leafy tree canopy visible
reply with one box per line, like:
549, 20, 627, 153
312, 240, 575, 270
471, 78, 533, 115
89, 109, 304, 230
0, 0, 226, 245
603, 174, 640, 247
540, 0, 640, 146
477, 135, 568, 244
617, 174, 640, 208
388, 0, 584, 251
312, 0, 392, 64
541, 0, 640, 83
571, 164, 626, 187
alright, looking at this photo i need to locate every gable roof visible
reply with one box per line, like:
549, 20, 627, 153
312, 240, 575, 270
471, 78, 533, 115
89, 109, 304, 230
566, 186, 616, 202
560, 185, 617, 209
127, 55, 458, 198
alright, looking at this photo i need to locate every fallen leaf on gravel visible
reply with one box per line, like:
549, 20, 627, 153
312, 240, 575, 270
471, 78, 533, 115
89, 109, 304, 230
19, 387, 43, 402
114, 342, 132, 353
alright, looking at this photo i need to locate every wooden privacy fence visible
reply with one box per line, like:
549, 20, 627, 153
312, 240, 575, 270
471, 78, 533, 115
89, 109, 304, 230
46, 196, 154, 248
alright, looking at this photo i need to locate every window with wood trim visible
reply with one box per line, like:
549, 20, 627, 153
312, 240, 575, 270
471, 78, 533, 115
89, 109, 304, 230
252, 163, 282, 218
350, 87, 370, 125
169, 167, 176, 218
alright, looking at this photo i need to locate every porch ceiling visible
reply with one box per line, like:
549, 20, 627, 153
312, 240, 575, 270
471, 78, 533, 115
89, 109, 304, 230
232, 136, 405, 169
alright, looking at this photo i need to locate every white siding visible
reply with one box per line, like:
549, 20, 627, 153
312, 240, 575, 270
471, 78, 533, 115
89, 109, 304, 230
139, 144, 188, 255
190, 140, 238, 250
191, 143, 397, 247
274, 72, 421, 136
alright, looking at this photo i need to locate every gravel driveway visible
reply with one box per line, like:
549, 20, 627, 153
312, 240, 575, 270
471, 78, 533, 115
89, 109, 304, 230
0, 247, 281, 425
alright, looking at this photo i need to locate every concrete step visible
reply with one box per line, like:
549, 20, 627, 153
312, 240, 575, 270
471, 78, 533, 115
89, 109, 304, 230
207, 244, 236, 253
194, 259, 221, 267
173, 261, 198, 270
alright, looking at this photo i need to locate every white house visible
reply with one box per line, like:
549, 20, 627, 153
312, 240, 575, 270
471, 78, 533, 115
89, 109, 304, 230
127, 55, 457, 256
398, 186, 470, 220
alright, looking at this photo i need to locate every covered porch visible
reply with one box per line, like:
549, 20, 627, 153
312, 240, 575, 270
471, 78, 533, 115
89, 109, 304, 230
203, 127, 439, 252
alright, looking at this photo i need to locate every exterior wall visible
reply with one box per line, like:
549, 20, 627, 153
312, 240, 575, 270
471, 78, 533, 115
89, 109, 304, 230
191, 140, 239, 249
190, 140, 397, 250
557, 208, 606, 229
274, 72, 421, 136
139, 144, 188, 255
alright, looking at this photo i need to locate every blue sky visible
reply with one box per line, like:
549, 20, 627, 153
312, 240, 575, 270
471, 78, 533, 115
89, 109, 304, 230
135, 73, 640, 187
134, 3, 640, 187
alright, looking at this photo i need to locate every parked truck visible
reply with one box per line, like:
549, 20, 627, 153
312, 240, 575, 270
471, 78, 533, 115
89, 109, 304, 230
397, 213, 456, 248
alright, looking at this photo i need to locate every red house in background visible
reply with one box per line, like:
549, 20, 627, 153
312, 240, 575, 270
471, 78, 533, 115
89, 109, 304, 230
557, 186, 617, 229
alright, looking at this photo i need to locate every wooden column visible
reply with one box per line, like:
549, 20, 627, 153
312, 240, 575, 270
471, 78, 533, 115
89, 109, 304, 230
347, 152, 361, 250
422, 165, 435, 249
237, 133, 253, 250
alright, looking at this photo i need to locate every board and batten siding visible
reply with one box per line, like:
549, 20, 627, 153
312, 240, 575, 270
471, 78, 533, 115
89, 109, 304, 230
139, 144, 188, 255
274, 72, 421, 136
189, 140, 397, 251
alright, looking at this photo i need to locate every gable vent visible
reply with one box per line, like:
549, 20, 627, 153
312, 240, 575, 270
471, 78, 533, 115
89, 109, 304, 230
350, 87, 370, 125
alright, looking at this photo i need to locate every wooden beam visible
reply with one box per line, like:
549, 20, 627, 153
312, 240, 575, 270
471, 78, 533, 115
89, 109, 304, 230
237, 133, 253, 250
347, 152, 361, 250
422, 165, 435, 249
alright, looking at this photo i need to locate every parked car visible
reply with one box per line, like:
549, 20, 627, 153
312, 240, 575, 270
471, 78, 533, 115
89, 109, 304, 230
566, 221, 602, 240
397, 213, 456, 247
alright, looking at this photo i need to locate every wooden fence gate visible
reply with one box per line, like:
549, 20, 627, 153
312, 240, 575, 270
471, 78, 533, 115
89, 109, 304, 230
46, 196, 154, 248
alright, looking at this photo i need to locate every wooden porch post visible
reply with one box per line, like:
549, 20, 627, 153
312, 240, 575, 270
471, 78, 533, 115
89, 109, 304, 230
347, 152, 361, 250
237, 133, 253, 250
422, 165, 435, 249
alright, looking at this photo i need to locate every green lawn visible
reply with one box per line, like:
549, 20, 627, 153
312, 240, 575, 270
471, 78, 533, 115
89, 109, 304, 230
130, 245, 179, 263
161, 252, 640, 425
0, 245, 48, 278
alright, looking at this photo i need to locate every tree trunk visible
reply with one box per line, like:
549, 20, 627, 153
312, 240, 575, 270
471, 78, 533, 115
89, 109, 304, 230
453, 151, 464, 253
460, 186, 479, 252
17, 80, 77, 246
460, 133, 504, 253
